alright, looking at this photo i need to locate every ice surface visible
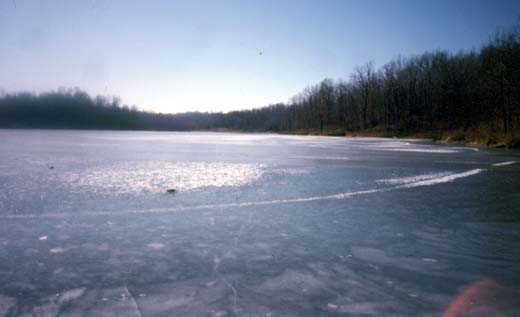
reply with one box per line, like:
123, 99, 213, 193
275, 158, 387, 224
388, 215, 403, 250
83, 287, 142, 317
29, 288, 86, 316
351, 247, 442, 272
2, 167, 492, 221
1, 131, 519, 316
260, 269, 328, 294
0, 295, 16, 316
132, 278, 239, 316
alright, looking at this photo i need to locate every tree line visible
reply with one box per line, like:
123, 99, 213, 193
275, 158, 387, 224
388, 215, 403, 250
1, 24, 519, 144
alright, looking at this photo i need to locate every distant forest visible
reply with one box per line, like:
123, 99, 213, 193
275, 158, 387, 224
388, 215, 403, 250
1, 24, 519, 146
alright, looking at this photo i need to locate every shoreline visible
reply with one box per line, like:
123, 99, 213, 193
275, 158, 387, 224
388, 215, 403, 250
1, 126, 519, 149
281, 127, 520, 150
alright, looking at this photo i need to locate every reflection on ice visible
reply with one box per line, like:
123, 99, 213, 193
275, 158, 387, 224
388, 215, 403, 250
380, 147, 460, 154
56, 162, 264, 194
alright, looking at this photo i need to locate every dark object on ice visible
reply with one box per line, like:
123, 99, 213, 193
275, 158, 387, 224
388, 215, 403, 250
49, 166, 54, 170
166, 189, 176, 194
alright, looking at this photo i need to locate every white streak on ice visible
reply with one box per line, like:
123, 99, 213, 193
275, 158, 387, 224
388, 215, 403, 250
293, 156, 350, 161
49, 247, 65, 254
377, 172, 452, 185
382, 148, 460, 154
146, 243, 165, 250
422, 258, 438, 262
59, 287, 86, 303
492, 161, 516, 167
397, 169, 484, 189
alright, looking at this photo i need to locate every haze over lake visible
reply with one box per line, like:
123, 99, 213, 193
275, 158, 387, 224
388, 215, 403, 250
0, 130, 519, 316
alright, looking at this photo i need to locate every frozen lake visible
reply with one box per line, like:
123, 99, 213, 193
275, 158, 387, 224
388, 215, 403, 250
0, 130, 519, 316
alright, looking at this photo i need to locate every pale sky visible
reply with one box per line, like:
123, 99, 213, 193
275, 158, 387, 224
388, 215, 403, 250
1, 0, 519, 113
